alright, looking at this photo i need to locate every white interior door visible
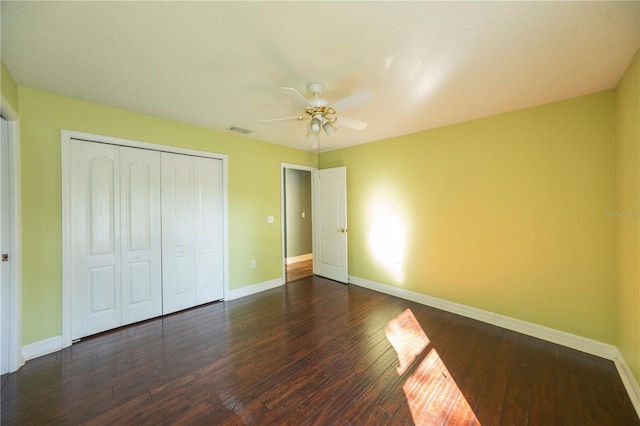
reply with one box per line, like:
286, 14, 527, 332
194, 157, 224, 304
120, 147, 162, 325
0, 117, 10, 374
70, 141, 122, 339
313, 167, 348, 283
161, 152, 196, 314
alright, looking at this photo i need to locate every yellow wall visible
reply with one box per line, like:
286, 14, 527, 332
18, 87, 316, 345
322, 90, 617, 344
1, 61, 19, 114
617, 49, 640, 380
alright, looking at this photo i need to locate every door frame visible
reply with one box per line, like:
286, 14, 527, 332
280, 163, 317, 282
61, 130, 229, 348
1, 95, 23, 373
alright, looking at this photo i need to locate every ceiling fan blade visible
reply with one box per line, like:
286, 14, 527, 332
330, 89, 372, 113
260, 116, 306, 124
334, 116, 368, 130
280, 87, 312, 107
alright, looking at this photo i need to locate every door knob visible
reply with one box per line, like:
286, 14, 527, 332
337, 228, 347, 233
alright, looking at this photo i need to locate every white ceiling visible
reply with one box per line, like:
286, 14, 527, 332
2, 1, 639, 152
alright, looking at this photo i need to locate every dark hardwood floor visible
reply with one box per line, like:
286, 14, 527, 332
286, 259, 313, 283
2, 276, 638, 425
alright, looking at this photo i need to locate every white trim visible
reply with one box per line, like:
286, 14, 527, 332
349, 275, 640, 418
1, 95, 23, 373
349, 275, 618, 359
280, 163, 317, 282
62, 129, 230, 160
225, 277, 284, 301
22, 336, 62, 361
61, 129, 230, 349
613, 349, 640, 417
61, 137, 72, 348
285, 253, 313, 264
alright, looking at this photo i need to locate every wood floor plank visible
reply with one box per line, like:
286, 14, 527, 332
2, 276, 638, 425
338, 363, 401, 424
286, 259, 313, 283
528, 338, 557, 425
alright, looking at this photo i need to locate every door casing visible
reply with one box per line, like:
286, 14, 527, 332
280, 163, 317, 282
0, 96, 22, 373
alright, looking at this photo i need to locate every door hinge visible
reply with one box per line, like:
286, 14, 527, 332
1, 254, 8, 262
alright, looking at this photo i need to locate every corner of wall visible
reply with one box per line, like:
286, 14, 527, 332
1, 61, 20, 116
615, 47, 640, 386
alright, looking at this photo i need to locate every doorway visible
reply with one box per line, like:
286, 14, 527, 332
0, 111, 21, 375
282, 164, 314, 283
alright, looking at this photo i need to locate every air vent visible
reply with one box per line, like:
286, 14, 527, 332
227, 126, 253, 135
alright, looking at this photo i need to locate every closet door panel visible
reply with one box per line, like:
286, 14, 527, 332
70, 140, 122, 339
121, 147, 162, 325
194, 157, 224, 303
161, 153, 196, 314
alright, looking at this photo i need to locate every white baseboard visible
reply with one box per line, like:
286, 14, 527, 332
349, 275, 616, 358
285, 253, 313, 264
17, 274, 640, 419
613, 349, 640, 416
348, 275, 640, 418
225, 277, 284, 301
22, 335, 63, 361
21, 278, 287, 362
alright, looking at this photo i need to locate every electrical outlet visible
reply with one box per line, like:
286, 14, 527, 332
251, 259, 256, 268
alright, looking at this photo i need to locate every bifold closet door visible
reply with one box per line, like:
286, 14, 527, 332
161, 153, 196, 314
120, 147, 162, 325
70, 141, 162, 339
194, 157, 224, 304
70, 141, 122, 339
161, 153, 223, 314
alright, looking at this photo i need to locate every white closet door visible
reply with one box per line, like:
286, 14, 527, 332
161, 152, 196, 314
120, 147, 162, 325
194, 157, 224, 304
70, 141, 122, 339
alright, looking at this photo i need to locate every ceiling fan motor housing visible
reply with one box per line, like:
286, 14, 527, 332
307, 82, 325, 95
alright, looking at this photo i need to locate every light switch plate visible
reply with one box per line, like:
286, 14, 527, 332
267, 216, 274, 223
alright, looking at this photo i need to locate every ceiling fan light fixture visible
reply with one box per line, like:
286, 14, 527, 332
307, 116, 322, 137
323, 120, 337, 136
306, 121, 319, 137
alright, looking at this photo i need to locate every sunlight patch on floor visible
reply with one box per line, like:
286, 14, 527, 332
385, 308, 429, 375
385, 309, 480, 424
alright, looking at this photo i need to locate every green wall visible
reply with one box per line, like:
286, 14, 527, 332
18, 87, 316, 345
321, 90, 617, 344
1, 61, 19, 114
284, 168, 312, 258
617, 49, 640, 380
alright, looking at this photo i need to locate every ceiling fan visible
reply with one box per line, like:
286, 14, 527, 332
260, 82, 372, 138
